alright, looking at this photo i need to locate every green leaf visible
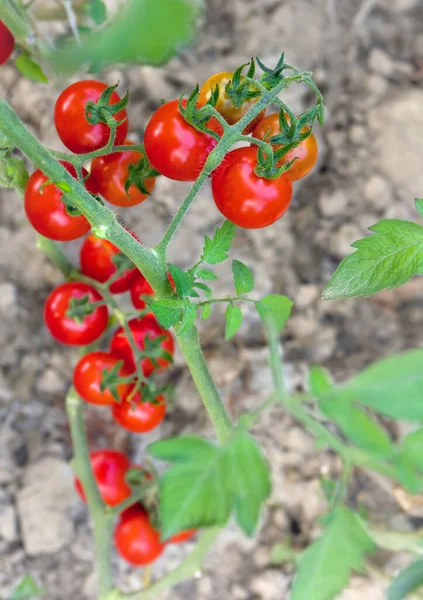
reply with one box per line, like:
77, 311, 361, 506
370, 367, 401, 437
232, 260, 254, 295
148, 299, 187, 329
193, 282, 213, 299
178, 302, 197, 333
308, 366, 333, 396
290, 506, 375, 600
88, 0, 107, 24
270, 542, 296, 566
15, 53, 48, 83
8, 576, 43, 600
323, 220, 423, 300
47, 0, 202, 74
148, 431, 271, 539
256, 294, 293, 330
397, 429, 423, 471
415, 198, 423, 219
196, 269, 218, 281
0, 155, 29, 192
388, 559, 423, 600
202, 304, 212, 320
167, 264, 194, 298
201, 221, 236, 265
225, 304, 242, 340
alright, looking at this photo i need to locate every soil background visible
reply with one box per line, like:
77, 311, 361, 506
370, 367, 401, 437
1, 0, 423, 598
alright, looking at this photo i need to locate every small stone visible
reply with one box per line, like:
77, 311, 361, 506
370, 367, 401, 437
319, 189, 349, 217
36, 368, 66, 395
329, 224, 362, 258
363, 175, 392, 211
0, 505, 18, 543
368, 48, 394, 77
196, 576, 213, 595
308, 327, 337, 363
366, 74, 389, 100
0, 283, 17, 315
349, 125, 367, 144
231, 584, 249, 600
287, 316, 319, 338
284, 427, 315, 454
295, 284, 319, 309
250, 571, 289, 600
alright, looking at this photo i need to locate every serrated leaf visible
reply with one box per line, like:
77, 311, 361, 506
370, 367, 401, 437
168, 264, 194, 298
148, 299, 187, 329
15, 53, 48, 84
178, 302, 197, 333
201, 220, 236, 265
388, 559, 423, 600
8, 576, 42, 600
225, 304, 242, 340
202, 304, 212, 320
308, 366, 332, 396
88, 0, 107, 24
196, 269, 218, 281
290, 506, 375, 600
232, 260, 254, 295
148, 432, 271, 539
323, 220, 423, 300
193, 282, 213, 299
256, 294, 293, 330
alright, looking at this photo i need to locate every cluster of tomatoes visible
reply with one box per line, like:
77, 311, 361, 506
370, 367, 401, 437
0, 20, 14, 66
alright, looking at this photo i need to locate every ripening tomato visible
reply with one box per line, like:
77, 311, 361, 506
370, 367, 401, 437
0, 21, 14, 65
54, 80, 128, 154
198, 71, 264, 134
110, 315, 174, 377
44, 282, 108, 346
211, 147, 292, 229
144, 100, 221, 182
170, 529, 197, 544
112, 391, 166, 433
80, 234, 138, 294
90, 141, 155, 207
73, 351, 132, 406
115, 505, 165, 566
129, 273, 154, 310
24, 163, 93, 242
75, 450, 132, 506
252, 113, 318, 181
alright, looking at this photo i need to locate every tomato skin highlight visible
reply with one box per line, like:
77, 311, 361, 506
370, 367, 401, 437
90, 141, 155, 207
73, 351, 132, 406
54, 80, 128, 154
24, 163, 92, 242
44, 282, 108, 346
130, 273, 154, 310
144, 100, 220, 182
252, 113, 318, 181
115, 505, 165, 566
112, 391, 166, 433
75, 450, 132, 506
80, 234, 138, 294
110, 315, 174, 377
0, 21, 14, 65
211, 147, 292, 229
170, 529, 197, 544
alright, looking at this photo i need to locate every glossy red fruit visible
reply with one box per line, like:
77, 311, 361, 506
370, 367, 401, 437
144, 99, 221, 182
80, 234, 138, 294
44, 282, 108, 346
211, 147, 292, 229
129, 273, 154, 310
110, 315, 174, 377
170, 529, 197, 544
75, 450, 132, 506
24, 163, 93, 242
115, 505, 165, 566
90, 141, 155, 207
73, 351, 132, 406
54, 80, 128, 154
0, 21, 14, 65
112, 391, 166, 433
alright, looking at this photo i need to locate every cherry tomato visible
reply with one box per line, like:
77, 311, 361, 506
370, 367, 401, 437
198, 71, 264, 134
90, 141, 155, 207
144, 100, 221, 182
54, 80, 128, 154
110, 315, 174, 377
24, 163, 93, 242
211, 147, 292, 229
73, 351, 132, 406
112, 391, 166, 433
80, 233, 138, 294
75, 450, 132, 506
170, 529, 197, 544
129, 273, 154, 310
115, 505, 165, 566
252, 113, 318, 181
0, 21, 14, 65
44, 282, 108, 346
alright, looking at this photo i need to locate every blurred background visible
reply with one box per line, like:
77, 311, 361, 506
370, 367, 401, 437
1, 0, 423, 597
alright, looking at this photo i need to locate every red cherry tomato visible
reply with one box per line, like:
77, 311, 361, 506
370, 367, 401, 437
129, 273, 154, 310
144, 100, 221, 182
110, 315, 174, 377
211, 147, 292, 229
170, 529, 197, 544
80, 233, 138, 294
73, 351, 132, 406
198, 71, 264, 134
75, 450, 132, 506
0, 21, 14, 65
44, 282, 108, 346
24, 163, 93, 242
54, 80, 128, 154
112, 391, 166, 433
252, 113, 318, 181
115, 504, 165, 566
90, 141, 155, 207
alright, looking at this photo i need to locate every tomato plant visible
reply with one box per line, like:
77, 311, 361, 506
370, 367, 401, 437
75, 450, 133, 507
73, 351, 132, 406
170, 529, 197, 544
114, 505, 166, 566
0, 20, 14, 65
111, 391, 166, 433
130, 273, 154, 309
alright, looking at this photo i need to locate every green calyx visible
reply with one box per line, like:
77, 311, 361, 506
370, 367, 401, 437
100, 360, 128, 403
178, 87, 221, 141
223, 58, 260, 108
66, 295, 102, 323
257, 53, 300, 90
85, 83, 129, 126
124, 151, 160, 197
